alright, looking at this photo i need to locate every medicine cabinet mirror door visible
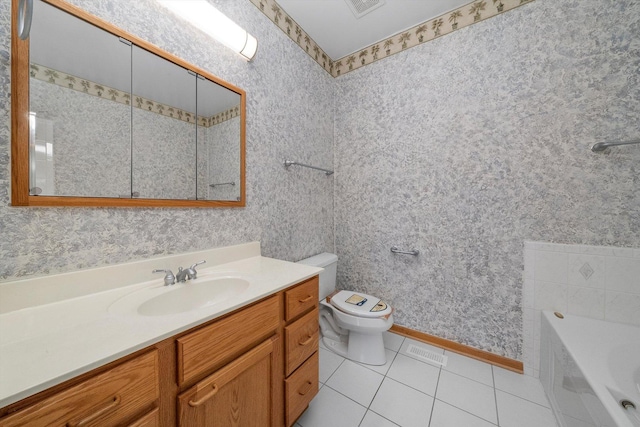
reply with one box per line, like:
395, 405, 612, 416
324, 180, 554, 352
28, 0, 132, 199
11, 0, 246, 207
196, 77, 242, 202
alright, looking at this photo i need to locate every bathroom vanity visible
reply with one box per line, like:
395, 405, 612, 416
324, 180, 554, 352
0, 243, 321, 426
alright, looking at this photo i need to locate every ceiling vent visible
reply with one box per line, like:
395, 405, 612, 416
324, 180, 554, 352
344, 0, 385, 19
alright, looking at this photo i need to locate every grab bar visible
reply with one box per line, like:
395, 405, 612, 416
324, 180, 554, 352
209, 182, 235, 187
390, 246, 419, 256
284, 160, 334, 176
591, 140, 640, 152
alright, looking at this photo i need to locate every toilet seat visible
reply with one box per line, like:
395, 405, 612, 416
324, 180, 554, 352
329, 290, 392, 318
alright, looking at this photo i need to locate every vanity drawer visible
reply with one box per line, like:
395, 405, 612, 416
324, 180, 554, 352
177, 295, 280, 386
285, 351, 319, 427
127, 407, 159, 427
285, 308, 319, 376
285, 276, 318, 322
0, 351, 159, 427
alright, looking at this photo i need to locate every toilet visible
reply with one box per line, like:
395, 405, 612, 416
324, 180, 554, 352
297, 253, 393, 365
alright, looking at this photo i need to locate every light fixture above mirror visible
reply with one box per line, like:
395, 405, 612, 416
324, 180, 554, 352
157, 0, 258, 61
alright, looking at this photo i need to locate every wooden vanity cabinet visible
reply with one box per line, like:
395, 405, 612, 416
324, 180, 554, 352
0, 350, 159, 427
283, 277, 320, 427
0, 275, 320, 427
175, 295, 282, 427
177, 336, 281, 426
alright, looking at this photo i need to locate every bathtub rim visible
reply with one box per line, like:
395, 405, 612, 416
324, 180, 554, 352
541, 310, 640, 427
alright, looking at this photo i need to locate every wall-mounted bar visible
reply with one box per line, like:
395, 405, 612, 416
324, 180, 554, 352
284, 160, 334, 176
390, 246, 419, 256
591, 140, 640, 152
209, 182, 235, 188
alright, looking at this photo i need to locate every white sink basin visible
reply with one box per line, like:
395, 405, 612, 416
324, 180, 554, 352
109, 275, 250, 316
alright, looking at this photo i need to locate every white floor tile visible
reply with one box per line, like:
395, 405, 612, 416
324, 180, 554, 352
496, 390, 558, 427
359, 348, 397, 376
430, 399, 497, 427
386, 353, 441, 396
436, 370, 497, 424
359, 410, 400, 427
443, 351, 494, 386
369, 378, 434, 427
493, 366, 550, 408
320, 347, 345, 383
399, 338, 445, 367
326, 360, 384, 407
383, 331, 405, 352
297, 386, 366, 427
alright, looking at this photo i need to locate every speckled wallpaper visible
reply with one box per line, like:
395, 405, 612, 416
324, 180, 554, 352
334, 0, 640, 359
0, 0, 334, 280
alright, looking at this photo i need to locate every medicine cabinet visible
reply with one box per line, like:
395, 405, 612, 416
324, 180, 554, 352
11, 0, 246, 207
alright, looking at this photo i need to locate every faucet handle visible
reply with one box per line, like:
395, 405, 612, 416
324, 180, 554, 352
152, 269, 175, 286
189, 260, 206, 279
190, 260, 206, 269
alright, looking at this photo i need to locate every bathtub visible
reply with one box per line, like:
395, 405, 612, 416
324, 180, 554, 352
540, 311, 640, 427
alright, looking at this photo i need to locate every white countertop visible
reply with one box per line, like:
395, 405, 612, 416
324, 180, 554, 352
0, 242, 322, 408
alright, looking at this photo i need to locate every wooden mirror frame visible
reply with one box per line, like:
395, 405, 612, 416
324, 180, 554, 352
11, 0, 246, 208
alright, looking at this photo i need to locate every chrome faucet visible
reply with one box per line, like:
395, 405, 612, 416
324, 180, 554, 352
152, 269, 176, 286
176, 260, 206, 282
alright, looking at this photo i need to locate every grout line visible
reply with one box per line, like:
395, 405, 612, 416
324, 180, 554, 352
365, 409, 402, 426
426, 366, 443, 427
323, 383, 369, 411
433, 398, 499, 426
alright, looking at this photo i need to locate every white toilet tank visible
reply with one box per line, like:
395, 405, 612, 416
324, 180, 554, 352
296, 253, 338, 301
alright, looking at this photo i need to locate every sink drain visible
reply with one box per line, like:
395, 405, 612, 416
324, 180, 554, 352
621, 400, 636, 410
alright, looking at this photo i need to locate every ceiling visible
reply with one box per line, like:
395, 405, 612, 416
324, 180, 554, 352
276, 0, 472, 59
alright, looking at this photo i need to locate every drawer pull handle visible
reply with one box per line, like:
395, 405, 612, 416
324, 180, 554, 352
188, 384, 219, 407
66, 394, 121, 427
298, 335, 314, 346
298, 380, 313, 396
298, 295, 313, 303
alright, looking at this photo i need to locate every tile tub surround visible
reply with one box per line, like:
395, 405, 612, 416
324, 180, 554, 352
523, 241, 640, 377
0, 242, 323, 407
0, 0, 334, 281
334, 0, 640, 360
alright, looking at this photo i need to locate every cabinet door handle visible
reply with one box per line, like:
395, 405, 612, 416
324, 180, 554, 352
188, 384, 219, 407
298, 335, 314, 346
297, 381, 313, 396
298, 295, 313, 303
66, 395, 121, 427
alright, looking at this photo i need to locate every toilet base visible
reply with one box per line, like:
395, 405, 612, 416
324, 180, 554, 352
322, 331, 387, 366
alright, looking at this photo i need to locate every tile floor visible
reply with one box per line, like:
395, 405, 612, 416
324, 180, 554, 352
295, 332, 558, 427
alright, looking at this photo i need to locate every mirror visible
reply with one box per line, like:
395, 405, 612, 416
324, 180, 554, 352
132, 45, 197, 200
11, 0, 245, 207
196, 77, 242, 202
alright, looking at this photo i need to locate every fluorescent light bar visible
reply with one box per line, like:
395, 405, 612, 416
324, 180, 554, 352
157, 0, 257, 61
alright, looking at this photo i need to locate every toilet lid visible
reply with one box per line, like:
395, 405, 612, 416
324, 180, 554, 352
329, 290, 392, 318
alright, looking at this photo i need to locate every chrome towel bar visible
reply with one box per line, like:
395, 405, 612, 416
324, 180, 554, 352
284, 160, 334, 176
390, 247, 419, 256
591, 140, 640, 152
209, 182, 235, 187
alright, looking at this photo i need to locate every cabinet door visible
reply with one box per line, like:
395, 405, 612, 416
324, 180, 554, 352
178, 336, 280, 427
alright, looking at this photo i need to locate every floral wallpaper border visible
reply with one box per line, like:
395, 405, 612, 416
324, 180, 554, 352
251, 0, 535, 77
30, 63, 240, 127
249, 0, 335, 75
